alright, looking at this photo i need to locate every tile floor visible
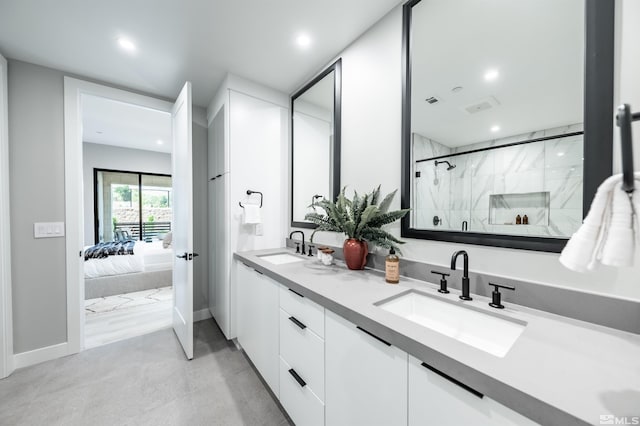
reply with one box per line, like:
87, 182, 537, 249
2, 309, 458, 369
84, 287, 173, 349
0, 320, 291, 426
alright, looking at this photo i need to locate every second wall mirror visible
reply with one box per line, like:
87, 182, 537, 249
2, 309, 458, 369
291, 59, 342, 228
401, 0, 614, 252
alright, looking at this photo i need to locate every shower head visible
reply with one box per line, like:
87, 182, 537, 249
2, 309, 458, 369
435, 160, 456, 171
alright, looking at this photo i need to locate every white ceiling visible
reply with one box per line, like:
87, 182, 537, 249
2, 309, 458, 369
0, 0, 402, 107
411, 0, 584, 147
82, 95, 172, 153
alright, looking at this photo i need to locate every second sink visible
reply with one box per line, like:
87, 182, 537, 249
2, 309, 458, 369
376, 290, 526, 357
258, 252, 306, 265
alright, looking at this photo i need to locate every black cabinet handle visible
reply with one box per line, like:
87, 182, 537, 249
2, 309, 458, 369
356, 326, 391, 347
288, 316, 307, 330
288, 288, 304, 298
288, 368, 306, 387
421, 362, 483, 399
253, 269, 263, 275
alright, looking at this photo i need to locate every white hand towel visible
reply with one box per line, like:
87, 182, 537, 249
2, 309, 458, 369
243, 204, 262, 224
559, 172, 640, 272
599, 184, 636, 267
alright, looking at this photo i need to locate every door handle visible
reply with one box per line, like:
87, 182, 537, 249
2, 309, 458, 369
177, 252, 199, 260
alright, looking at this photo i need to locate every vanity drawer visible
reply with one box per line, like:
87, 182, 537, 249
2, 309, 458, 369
279, 356, 324, 426
280, 285, 325, 338
279, 308, 325, 400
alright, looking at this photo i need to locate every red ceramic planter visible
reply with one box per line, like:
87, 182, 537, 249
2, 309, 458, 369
343, 238, 368, 270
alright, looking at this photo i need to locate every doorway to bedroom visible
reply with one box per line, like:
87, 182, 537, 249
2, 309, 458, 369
81, 95, 174, 349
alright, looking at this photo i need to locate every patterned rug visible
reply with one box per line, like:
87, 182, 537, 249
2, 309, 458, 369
85, 286, 172, 314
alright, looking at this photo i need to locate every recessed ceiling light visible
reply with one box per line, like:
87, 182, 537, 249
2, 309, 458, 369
490, 125, 500, 132
484, 69, 499, 81
557, 152, 565, 157
296, 34, 311, 49
451, 86, 463, 93
118, 38, 136, 52
156, 139, 164, 145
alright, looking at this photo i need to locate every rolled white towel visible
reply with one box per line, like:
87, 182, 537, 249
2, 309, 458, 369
599, 182, 636, 267
559, 172, 640, 272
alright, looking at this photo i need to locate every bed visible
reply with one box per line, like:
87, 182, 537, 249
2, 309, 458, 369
84, 240, 173, 299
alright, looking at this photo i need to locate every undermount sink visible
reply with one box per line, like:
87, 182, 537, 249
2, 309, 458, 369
376, 290, 526, 357
258, 252, 306, 265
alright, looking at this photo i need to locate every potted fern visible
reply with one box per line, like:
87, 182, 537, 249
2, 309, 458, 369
305, 186, 409, 270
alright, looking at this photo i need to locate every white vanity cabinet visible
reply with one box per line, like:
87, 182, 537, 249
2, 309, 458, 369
325, 310, 408, 426
408, 355, 539, 426
234, 258, 542, 426
235, 261, 280, 395
278, 285, 325, 426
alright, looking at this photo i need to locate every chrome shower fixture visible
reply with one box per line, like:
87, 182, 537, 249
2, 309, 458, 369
435, 160, 456, 170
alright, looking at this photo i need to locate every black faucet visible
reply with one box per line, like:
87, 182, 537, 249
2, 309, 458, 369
289, 231, 306, 255
451, 250, 472, 301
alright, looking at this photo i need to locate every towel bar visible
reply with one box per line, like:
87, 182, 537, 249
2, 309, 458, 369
239, 190, 263, 208
616, 104, 639, 193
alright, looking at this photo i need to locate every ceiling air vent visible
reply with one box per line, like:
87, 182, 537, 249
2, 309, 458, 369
463, 96, 500, 115
425, 96, 442, 105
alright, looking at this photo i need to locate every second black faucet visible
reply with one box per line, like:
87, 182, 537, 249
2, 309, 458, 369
451, 250, 472, 301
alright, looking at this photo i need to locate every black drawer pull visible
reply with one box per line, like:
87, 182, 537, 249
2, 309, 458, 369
288, 288, 304, 298
421, 362, 484, 399
288, 368, 306, 387
356, 326, 391, 347
253, 269, 263, 275
288, 316, 307, 330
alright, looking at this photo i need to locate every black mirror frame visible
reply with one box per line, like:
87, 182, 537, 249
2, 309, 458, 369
401, 0, 614, 253
291, 58, 342, 229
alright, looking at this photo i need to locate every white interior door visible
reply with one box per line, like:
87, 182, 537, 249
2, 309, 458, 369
0, 52, 13, 378
172, 82, 194, 360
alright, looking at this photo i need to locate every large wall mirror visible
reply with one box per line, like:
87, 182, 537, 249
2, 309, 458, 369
291, 59, 342, 228
401, 0, 614, 252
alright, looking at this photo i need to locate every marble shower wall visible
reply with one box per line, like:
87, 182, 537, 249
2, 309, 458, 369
412, 124, 584, 237
412, 133, 452, 229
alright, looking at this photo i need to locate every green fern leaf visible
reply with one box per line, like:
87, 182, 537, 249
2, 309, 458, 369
377, 189, 397, 213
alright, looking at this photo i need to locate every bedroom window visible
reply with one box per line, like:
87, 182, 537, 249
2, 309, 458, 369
94, 169, 172, 243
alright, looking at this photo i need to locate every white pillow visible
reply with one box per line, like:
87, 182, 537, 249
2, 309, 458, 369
162, 232, 172, 249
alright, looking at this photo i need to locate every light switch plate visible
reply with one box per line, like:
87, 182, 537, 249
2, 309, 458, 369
34, 222, 65, 238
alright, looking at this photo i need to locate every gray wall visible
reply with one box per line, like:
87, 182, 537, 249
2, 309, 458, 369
8, 60, 67, 353
82, 143, 172, 246
8, 59, 209, 354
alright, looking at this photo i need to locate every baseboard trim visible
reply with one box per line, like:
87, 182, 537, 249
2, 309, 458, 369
193, 308, 212, 322
14, 310, 213, 370
14, 342, 69, 369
